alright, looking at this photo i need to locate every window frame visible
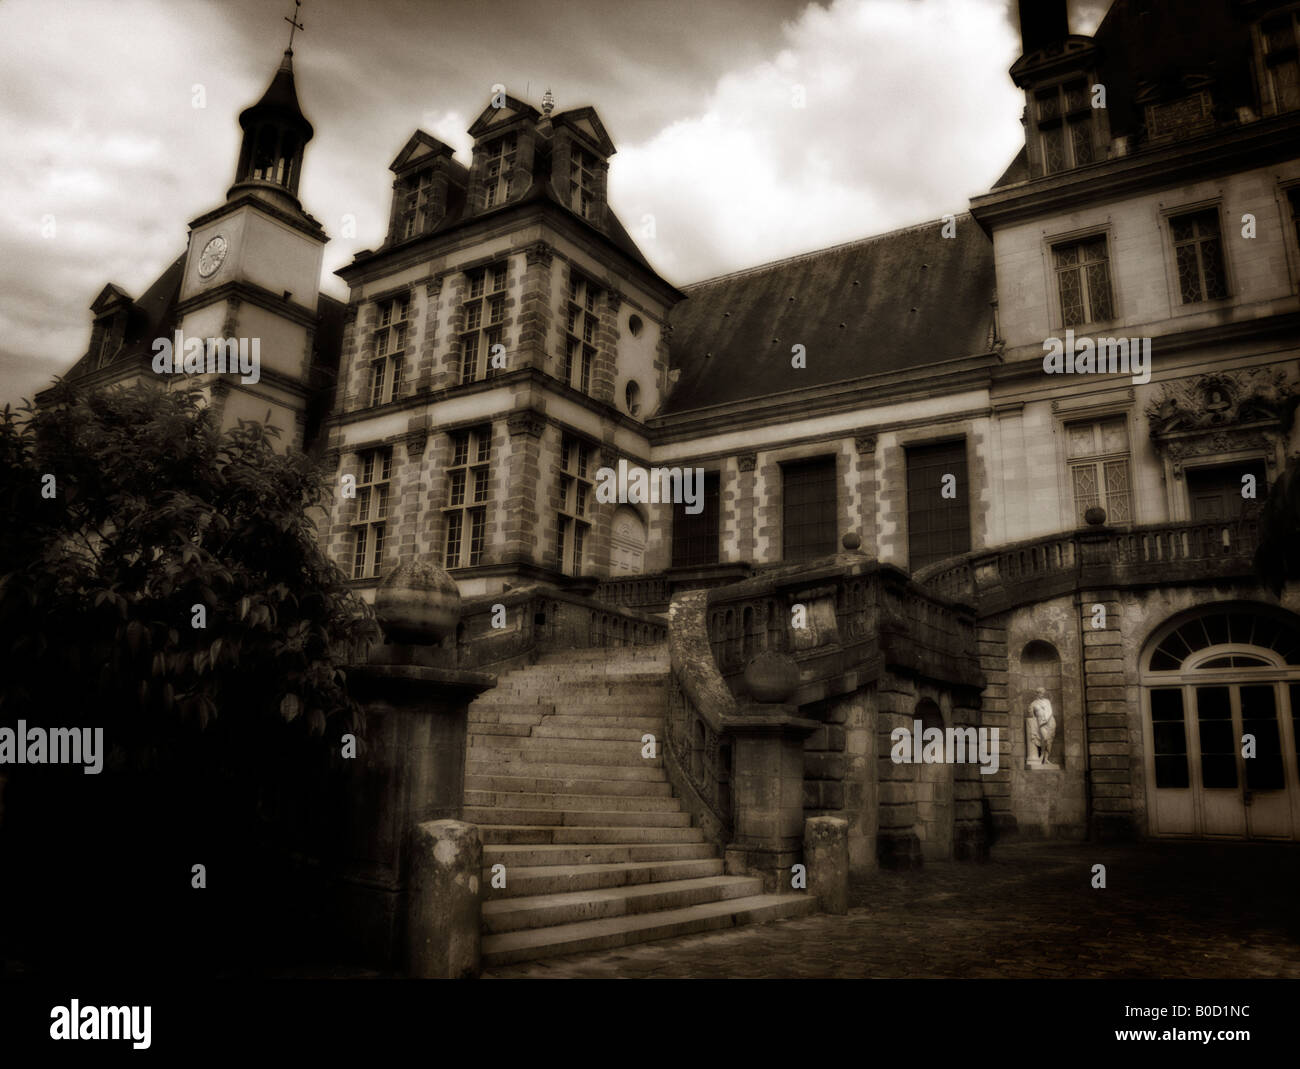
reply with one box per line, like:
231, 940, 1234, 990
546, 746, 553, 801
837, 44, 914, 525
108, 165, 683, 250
780, 454, 839, 563
397, 166, 435, 241
1032, 78, 1097, 176
1258, 7, 1300, 115
562, 273, 600, 394
556, 434, 595, 576
671, 469, 721, 568
369, 294, 409, 406
1061, 414, 1135, 528
569, 145, 598, 219
1159, 200, 1232, 313
458, 262, 507, 385
351, 446, 392, 580
902, 437, 972, 574
481, 135, 517, 210
1046, 227, 1118, 331
443, 427, 491, 570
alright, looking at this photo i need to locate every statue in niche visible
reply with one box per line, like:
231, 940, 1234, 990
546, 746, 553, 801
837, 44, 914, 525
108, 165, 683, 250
1025, 688, 1059, 769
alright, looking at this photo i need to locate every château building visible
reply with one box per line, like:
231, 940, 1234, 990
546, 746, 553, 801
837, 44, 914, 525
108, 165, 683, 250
49, 0, 1300, 930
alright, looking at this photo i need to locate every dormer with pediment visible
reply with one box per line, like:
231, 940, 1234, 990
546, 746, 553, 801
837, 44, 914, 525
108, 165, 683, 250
547, 106, 616, 228
1010, 0, 1109, 179
384, 131, 468, 246
88, 284, 133, 369
466, 94, 543, 215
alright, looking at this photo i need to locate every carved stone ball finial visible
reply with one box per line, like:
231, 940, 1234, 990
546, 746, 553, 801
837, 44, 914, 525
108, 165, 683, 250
743, 650, 801, 704
842, 532, 862, 552
375, 560, 462, 644
1084, 506, 1107, 526
542, 88, 555, 117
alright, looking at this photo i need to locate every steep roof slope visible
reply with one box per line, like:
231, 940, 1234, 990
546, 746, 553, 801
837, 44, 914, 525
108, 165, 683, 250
662, 216, 995, 413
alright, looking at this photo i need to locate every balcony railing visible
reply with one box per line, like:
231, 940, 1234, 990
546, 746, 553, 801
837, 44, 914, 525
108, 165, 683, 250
915, 518, 1262, 612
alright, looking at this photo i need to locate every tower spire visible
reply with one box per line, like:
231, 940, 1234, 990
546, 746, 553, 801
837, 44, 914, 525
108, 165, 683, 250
283, 0, 305, 54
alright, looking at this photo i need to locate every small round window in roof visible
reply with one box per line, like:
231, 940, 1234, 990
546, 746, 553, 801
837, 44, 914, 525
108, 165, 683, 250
628, 313, 643, 337
625, 380, 642, 417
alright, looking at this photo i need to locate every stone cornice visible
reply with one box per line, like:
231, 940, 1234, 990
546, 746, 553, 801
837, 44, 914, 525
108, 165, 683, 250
176, 278, 320, 330
188, 192, 328, 244
969, 111, 1300, 236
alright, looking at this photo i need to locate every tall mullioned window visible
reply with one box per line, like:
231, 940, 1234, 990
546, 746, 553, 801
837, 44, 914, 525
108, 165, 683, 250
352, 447, 392, 579
672, 471, 721, 567
1035, 79, 1094, 174
905, 441, 970, 573
1066, 417, 1132, 526
482, 135, 517, 209
556, 436, 594, 575
563, 275, 599, 393
459, 263, 506, 384
444, 428, 491, 569
1262, 10, 1300, 112
1171, 209, 1228, 304
569, 146, 598, 219
370, 295, 408, 406
397, 167, 435, 240
1053, 235, 1114, 327
782, 456, 838, 562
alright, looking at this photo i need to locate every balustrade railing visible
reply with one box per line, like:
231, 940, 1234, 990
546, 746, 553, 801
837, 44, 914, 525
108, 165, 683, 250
915, 518, 1261, 608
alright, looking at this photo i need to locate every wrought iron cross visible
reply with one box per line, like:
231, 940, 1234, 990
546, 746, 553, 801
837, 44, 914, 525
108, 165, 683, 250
284, 0, 305, 50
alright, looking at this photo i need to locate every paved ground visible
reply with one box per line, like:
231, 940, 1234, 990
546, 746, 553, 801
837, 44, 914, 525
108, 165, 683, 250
483, 840, 1300, 978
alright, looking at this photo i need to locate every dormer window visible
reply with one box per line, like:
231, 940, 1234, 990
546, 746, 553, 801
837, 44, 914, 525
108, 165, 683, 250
398, 167, 435, 240
1035, 80, 1094, 174
1262, 11, 1300, 112
482, 135, 517, 209
369, 296, 409, 406
569, 147, 598, 219
96, 324, 118, 368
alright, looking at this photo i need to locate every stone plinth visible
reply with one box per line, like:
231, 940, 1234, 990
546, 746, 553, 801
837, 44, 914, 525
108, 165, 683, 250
334, 661, 494, 972
408, 819, 482, 979
804, 816, 849, 914
724, 702, 820, 892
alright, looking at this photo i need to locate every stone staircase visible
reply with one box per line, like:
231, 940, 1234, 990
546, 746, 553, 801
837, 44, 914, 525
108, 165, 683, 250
466, 644, 816, 967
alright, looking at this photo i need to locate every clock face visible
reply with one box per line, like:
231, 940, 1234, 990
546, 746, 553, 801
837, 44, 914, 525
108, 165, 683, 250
197, 235, 228, 279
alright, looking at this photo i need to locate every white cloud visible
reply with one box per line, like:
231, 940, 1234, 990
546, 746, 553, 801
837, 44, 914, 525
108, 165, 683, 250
609, 0, 1025, 283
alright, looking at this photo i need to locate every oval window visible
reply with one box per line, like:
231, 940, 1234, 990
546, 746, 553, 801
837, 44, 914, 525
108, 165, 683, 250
625, 380, 642, 416
628, 314, 643, 337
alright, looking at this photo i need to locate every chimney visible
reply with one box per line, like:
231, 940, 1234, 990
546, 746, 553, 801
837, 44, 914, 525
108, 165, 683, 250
1018, 0, 1069, 54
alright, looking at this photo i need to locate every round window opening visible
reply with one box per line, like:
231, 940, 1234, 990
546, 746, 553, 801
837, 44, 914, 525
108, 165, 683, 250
628, 314, 643, 337
625, 380, 642, 416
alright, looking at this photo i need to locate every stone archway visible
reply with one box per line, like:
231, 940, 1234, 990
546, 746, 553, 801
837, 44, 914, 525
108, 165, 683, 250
914, 698, 954, 860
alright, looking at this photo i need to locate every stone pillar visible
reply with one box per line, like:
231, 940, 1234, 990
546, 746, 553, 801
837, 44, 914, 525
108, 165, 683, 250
408, 819, 482, 979
724, 703, 819, 891
804, 816, 849, 914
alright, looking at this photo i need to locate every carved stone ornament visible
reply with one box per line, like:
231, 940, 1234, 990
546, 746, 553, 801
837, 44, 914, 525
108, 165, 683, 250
1145, 367, 1295, 438
737, 452, 757, 472
507, 409, 546, 438
855, 434, 877, 455
525, 242, 553, 267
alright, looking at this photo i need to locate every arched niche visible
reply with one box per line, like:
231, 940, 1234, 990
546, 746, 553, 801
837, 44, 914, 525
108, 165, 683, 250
913, 697, 954, 860
1019, 640, 1063, 770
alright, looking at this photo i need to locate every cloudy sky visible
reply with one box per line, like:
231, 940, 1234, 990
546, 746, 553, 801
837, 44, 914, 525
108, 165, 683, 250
0, 0, 1108, 407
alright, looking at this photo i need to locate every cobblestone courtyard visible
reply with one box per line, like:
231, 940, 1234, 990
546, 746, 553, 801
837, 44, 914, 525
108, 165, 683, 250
483, 841, 1300, 979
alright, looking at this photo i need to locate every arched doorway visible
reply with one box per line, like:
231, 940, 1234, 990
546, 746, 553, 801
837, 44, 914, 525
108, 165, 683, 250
913, 698, 954, 860
1140, 605, 1300, 840
609, 506, 646, 575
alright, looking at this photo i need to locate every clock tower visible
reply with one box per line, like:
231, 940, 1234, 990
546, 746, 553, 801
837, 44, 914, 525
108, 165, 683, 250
175, 44, 329, 450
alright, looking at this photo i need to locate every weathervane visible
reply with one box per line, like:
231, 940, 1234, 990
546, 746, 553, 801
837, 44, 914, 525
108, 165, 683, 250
284, 0, 305, 51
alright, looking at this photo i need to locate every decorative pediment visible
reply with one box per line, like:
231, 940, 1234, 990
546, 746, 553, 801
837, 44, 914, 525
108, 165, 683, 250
467, 95, 541, 139
551, 107, 616, 157
90, 283, 132, 315
389, 131, 454, 174
1145, 367, 1296, 438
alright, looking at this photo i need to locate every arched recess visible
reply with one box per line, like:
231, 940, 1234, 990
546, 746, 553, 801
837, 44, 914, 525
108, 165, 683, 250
1019, 640, 1064, 769
1139, 603, 1300, 841
913, 698, 954, 860
609, 505, 647, 575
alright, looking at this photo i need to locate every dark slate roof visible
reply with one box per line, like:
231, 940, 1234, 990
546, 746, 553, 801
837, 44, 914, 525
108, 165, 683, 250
662, 216, 996, 413
65, 253, 186, 379
1091, 0, 1258, 141
239, 50, 313, 140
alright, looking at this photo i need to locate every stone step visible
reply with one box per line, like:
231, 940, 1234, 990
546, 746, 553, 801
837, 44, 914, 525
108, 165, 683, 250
465, 790, 681, 812
465, 805, 689, 827
467, 743, 661, 769
482, 841, 717, 868
482, 894, 819, 967
489, 684, 666, 700
469, 699, 667, 715
466, 760, 665, 782
483, 858, 725, 900
470, 733, 657, 753
468, 721, 665, 742
464, 773, 674, 798
477, 824, 704, 846
534, 648, 668, 664
481, 876, 764, 934
467, 723, 534, 737
497, 669, 669, 684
